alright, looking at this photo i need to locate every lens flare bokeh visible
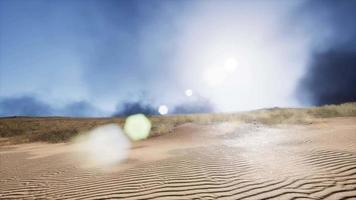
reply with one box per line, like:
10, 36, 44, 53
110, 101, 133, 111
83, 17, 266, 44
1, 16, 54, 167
158, 105, 169, 115
124, 114, 152, 141
185, 89, 193, 97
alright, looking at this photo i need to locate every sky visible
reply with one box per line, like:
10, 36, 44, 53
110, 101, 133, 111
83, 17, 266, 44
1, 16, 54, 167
0, 0, 355, 117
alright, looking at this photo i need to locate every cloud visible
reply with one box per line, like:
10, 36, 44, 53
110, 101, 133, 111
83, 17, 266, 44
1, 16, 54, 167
0, 95, 215, 117
113, 101, 158, 116
298, 49, 356, 105
113, 96, 215, 116
0, 0, 321, 112
296, 0, 356, 105
3, 0, 355, 111
0, 96, 103, 117
173, 97, 215, 114
0, 96, 53, 116
171, 0, 310, 111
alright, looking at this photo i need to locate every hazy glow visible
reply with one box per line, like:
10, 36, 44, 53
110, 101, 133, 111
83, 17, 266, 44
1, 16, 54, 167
224, 57, 238, 72
124, 114, 151, 141
204, 67, 228, 87
158, 105, 168, 115
203, 58, 237, 87
176, 1, 309, 111
185, 89, 193, 97
74, 124, 130, 167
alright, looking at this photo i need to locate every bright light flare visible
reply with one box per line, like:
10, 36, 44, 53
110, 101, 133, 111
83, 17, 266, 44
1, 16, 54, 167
124, 114, 151, 141
185, 89, 193, 97
158, 105, 168, 115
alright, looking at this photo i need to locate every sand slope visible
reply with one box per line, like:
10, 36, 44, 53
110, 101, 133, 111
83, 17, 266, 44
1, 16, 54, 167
1, 118, 356, 199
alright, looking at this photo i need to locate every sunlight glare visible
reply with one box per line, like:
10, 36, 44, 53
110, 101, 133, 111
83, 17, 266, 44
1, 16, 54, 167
158, 105, 168, 115
185, 89, 193, 97
224, 57, 238, 72
204, 67, 227, 87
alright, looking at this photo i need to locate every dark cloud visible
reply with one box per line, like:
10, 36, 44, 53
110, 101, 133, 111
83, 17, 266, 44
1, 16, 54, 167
0, 95, 215, 117
173, 97, 215, 114
0, 96, 53, 116
0, 96, 103, 117
297, 0, 356, 105
113, 101, 158, 116
298, 49, 356, 105
113, 96, 215, 117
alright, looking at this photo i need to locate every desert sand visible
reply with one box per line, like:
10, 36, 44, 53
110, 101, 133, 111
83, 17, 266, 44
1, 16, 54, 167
1, 117, 356, 199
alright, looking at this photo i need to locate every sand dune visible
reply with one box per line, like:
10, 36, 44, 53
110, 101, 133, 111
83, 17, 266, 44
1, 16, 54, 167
1, 118, 356, 199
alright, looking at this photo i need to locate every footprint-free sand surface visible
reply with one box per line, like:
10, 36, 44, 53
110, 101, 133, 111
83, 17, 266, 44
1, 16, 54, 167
1, 117, 356, 199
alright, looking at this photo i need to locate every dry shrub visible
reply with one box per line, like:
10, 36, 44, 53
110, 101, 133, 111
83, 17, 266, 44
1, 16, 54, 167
308, 102, 356, 118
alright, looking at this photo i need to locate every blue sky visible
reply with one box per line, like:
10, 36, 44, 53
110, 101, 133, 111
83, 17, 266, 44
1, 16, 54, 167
1, 0, 356, 116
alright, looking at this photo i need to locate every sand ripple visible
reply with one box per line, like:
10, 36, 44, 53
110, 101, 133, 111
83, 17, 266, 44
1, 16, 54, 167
1, 118, 356, 199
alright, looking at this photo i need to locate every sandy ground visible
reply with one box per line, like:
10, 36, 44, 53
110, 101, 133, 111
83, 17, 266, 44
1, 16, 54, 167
1, 117, 356, 200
